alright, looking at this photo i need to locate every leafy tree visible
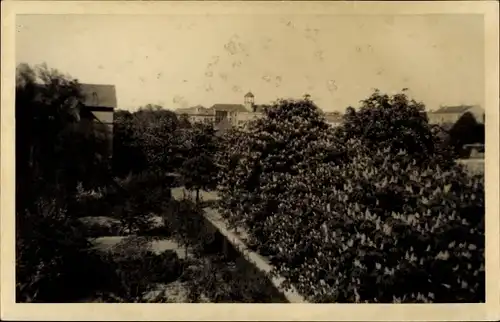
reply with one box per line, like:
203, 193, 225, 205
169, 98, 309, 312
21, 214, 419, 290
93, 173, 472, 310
217, 93, 484, 303
15, 63, 112, 302
130, 108, 183, 176
341, 89, 453, 168
112, 110, 147, 176
110, 171, 170, 234
217, 97, 345, 238
16, 63, 112, 204
16, 63, 83, 209
178, 113, 193, 129
180, 122, 219, 203
15, 196, 111, 302
447, 112, 485, 158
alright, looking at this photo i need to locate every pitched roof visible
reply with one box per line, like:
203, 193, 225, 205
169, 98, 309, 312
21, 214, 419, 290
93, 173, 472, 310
80, 84, 117, 109
432, 105, 477, 114
175, 107, 193, 114
211, 103, 248, 113
176, 105, 213, 115
244, 92, 254, 98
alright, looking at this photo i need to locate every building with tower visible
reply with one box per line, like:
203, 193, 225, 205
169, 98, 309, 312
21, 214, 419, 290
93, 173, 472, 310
175, 91, 266, 131
174, 91, 345, 133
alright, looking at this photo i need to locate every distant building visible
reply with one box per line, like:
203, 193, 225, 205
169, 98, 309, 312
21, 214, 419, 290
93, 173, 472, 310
324, 111, 343, 127
175, 91, 347, 133
78, 84, 116, 156
176, 105, 215, 124
428, 105, 484, 125
79, 84, 116, 127
175, 92, 266, 132
211, 103, 248, 125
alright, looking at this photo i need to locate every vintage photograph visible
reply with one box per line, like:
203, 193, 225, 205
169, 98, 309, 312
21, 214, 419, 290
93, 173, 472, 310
11, 5, 489, 306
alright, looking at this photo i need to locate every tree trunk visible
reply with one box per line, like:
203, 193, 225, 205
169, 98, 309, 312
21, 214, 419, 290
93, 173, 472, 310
196, 189, 200, 204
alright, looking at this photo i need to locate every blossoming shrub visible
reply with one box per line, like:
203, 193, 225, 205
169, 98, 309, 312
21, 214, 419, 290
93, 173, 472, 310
217, 94, 485, 303
217, 98, 345, 233
275, 141, 483, 302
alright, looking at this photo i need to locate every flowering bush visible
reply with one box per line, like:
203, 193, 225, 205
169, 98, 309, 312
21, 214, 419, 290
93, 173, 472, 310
268, 141, 484, 302
217, 94, 485, 303
217, 98, 344, 231
342, 89, 456, 169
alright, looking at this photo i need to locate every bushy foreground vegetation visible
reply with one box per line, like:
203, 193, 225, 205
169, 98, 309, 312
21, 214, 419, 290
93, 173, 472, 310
217, 91, 485, 303
15, 63, 281, 302
16, 63, 484, 303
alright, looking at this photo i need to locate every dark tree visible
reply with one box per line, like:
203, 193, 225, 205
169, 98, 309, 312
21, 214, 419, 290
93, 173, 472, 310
16, 63, 109, 302
448, 112, 485, 158
180, 122, 219, 203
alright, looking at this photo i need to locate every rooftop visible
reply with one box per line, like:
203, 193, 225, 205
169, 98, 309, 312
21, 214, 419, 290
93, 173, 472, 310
211, 103, 248, 113
80, 83, 117, 109
176, 105, 213, 115
31, 83, 117, 110
431, 105, 480, 114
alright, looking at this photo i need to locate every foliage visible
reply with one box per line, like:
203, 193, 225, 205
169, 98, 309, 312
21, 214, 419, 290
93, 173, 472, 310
16, 61, 485, 304
98, 248, 183, 301
270, 142, 484, 303
341, 89, 455, 168
111, 171, 171, 234
447, 112, 485, 158
58, 121, 112, 192
130, 108, 183, 174
68, 243, 184, 303
16, 196, 100, 302
217, 98, 344, 233
112, 106, 191, 179
112, 110, 148, 177
15, 63, 110, 197
73, 184, 114, 219
78, 216, 122, 238
16, 63, 114, 302
179, 122, 219, 201
161, 195, 209, 257
217, 93, 485, 303
182, 255, 288, 303
178, 113, 193, 129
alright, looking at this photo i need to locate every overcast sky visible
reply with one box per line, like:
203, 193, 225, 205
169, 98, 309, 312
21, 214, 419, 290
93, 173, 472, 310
16, 14, 484, 112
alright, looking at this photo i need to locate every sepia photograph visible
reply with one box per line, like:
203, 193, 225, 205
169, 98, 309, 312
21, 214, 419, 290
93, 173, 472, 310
2, 0, 499, 320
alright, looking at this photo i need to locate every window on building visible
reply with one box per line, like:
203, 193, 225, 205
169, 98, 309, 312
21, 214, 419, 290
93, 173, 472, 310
215, 110, 228, 123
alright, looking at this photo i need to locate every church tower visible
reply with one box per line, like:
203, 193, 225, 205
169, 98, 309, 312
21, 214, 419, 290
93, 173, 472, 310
244, 91, 255, 112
